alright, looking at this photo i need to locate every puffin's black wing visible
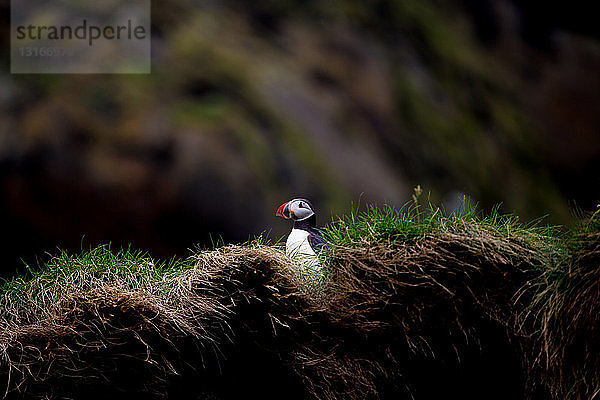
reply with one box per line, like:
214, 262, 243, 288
308, 229, 329, 253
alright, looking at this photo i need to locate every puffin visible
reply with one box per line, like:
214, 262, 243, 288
276, 198, 328, 261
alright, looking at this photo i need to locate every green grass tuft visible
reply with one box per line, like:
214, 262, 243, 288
0, 244, 196, 327
322, 200, 562, 255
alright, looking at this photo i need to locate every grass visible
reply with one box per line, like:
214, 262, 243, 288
523, 205, 600, 400
324, 200, 560, 246
0, 246, 195, 326
0, 200, 599, 399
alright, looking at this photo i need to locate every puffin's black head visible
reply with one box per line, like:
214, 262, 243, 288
276, 198, 315, 221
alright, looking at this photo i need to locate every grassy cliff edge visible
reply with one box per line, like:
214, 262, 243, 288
1, 204, 599, 399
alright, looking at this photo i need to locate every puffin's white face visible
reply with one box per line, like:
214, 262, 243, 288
276, 198, 315, 221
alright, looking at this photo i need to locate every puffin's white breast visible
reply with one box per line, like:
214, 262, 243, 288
286, 228, 323, 281
286, 228, 316, 257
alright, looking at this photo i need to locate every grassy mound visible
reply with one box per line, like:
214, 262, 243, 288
0, 204, 598, 399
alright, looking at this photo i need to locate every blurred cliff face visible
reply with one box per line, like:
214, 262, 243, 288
0, 0, 599, 275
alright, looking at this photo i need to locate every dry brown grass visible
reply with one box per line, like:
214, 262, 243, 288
525, 230, 600, 400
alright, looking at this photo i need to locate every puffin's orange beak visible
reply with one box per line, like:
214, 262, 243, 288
276, 201, 291, 219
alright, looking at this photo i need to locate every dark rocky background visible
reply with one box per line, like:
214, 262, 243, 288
0, 0, 599, 276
